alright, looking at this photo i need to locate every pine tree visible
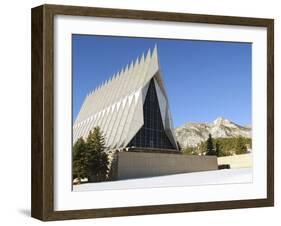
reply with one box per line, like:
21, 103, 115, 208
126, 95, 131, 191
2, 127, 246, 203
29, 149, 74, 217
86, 127, 106, 152
235, 136, 247, 155
72, 137, 87, 184
86, 127, 109, 182
206, 134, 216, 155
197, 137, 251, 156
215, 141, 221, 157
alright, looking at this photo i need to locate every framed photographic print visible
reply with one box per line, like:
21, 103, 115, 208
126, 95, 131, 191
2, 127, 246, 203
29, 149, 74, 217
31, 4, 274, 221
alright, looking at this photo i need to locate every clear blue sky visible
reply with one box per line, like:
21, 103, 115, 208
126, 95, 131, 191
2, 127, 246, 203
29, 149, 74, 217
72, 35, 252, 127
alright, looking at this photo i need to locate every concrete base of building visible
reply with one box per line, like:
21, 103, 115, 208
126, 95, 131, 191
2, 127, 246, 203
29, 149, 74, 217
115, 151, 218, 180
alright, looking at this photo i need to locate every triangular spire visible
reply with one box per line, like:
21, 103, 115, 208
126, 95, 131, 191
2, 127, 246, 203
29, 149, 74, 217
120, 68, 124, 77
135, 56, 140, 66
152, 44, 158, 56
124, 64, 129, 75
108, 74, 113, 82
140, 53, 145, 64
132, 57, 139, 75
145, 48, 151, 61
129, 60, 134, 71
116, 71, 120, 78
151, 43, 160, 68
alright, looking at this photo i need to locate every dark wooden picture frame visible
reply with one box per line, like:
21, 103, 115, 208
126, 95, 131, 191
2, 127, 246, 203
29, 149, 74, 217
31, 4, 274, 221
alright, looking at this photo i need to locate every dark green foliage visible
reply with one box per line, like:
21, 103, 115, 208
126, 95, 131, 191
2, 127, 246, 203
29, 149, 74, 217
86, 127, 106, 152
197, 136, 251, 156
215, 141, 221, 157
206, 134, 216, 155
182, 147, 196, 155
198, 141, 207, 155
86, 127, 109, 182
214, 141, 231, 157
72, 138, 88, 183
72, 127, 109, 184
235, 136, 247, 155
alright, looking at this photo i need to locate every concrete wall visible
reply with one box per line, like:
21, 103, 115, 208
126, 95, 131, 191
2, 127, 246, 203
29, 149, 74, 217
117, 151, 218, 180
218, 153, 252, 169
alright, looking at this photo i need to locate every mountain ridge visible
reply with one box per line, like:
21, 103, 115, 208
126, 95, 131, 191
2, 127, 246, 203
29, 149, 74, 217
174, 117, 251, 148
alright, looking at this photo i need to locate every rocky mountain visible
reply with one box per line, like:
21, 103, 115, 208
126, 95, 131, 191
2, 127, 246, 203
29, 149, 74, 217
174, 117, 251, 148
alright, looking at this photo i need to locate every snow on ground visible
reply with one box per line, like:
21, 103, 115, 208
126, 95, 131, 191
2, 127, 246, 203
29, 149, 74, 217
73, 168, 252, 192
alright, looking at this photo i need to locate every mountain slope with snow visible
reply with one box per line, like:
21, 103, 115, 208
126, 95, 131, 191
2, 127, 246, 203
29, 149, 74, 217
175, 117, 251, 148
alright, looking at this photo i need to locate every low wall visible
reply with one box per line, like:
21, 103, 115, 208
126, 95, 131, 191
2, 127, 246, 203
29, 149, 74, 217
117, 151, 218, 180
217, 153, 252, 169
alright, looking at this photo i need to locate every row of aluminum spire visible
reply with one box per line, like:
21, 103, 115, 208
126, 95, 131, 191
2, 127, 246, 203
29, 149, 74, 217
75, 45, 159, 124
73, 45, 178, 150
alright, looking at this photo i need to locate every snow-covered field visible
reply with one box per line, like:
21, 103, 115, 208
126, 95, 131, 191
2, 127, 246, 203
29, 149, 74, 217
73, 168, 252, 192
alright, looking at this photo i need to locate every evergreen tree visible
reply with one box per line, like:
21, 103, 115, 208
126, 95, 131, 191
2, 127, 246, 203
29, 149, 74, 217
86, 127, 109, 182
206, 134, 216, 155
235, 136, 247, 155
72, 137, 87, 183
215, 141, 221, 157
197, 137, 251, 156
